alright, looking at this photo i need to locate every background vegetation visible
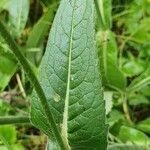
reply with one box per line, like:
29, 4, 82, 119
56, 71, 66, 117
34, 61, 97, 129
0, 0, 149, 149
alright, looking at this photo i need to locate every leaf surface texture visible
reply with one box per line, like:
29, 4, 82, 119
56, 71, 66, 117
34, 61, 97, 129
31, 0, 107, 149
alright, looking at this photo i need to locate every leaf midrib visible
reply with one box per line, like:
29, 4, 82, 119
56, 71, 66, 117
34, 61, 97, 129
61, 1, 76, 146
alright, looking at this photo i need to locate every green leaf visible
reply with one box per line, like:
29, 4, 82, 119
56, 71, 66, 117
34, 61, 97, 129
31, 0, 107, 149
97, 30, 118, 65
5, 0, 29, 37
97, 30, 126, 91
39, 0, 51, 6
106, 60, 126, 91
98, 0, 112, 29
118, 126, 150, 145
137, 118, 150, 134
122, 1, 150, 34
0, 126, 23, 150
96, 0, 126, 91
108, 110, 124, 127
108, 144, 148, 150
11, 144, 24, 150
0, 0, 10, 11
0, 125, 17, 149
0, 145, 24, 150
0, 42, 18, 91
26, 3, 57, 64
128, 94, 150, 106
122, 58, 145, 77
27, 3, 57, 48
127, 65, 150, 92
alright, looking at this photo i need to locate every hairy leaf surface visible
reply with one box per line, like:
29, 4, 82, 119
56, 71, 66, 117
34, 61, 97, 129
31, 0, 107, 149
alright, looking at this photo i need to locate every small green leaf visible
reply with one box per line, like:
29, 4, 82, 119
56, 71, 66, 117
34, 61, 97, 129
118, 126, 150, 145
137, 118, 150, 134
106, 60, 126, 91
5, 0, 29, 37
26, 3, 57, 64
11, 144, 24, 150
127, 65, 150, 92
27, 3, 57, 48
97, 30, 126, 91
0, 42, 18, 91
0, 125, 17, 149
122, 60, 145, 77
98, 0, 112, 29
128, 94, 149, 106
108, 110, 124, 127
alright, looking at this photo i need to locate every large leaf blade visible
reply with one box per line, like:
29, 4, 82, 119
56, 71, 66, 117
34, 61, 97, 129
31, 0, 107, 149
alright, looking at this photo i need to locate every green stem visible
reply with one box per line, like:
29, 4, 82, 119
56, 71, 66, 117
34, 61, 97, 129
122, 93, 132, 125
94, 0, 104, 29
0, 116, 30, 125
0, 21, 67, 150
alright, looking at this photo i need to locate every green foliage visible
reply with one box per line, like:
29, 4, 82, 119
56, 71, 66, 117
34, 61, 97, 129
26, 3, 58, 65
127, 65, 150, 92
97, 30, 126, 91
0, 42, 17, 91
108, 144, 148, 150
0, 125, 16, 145
31, 0, 107, 149
97, 0, 150, 149
0, 0, 149, 149
118, 126, 150, 145
98, 0, 112, 29
0, 125, 24, 150
137, 118, 150, 134
4, 0, 29, 37
27, 3, 57, 48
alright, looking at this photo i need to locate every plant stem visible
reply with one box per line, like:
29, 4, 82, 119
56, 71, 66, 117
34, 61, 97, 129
94, 0, 104, 29
122, 93, 132, 125
16, 73, 27, 99
0, 116, 30, 125
0, 21, 68, 150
